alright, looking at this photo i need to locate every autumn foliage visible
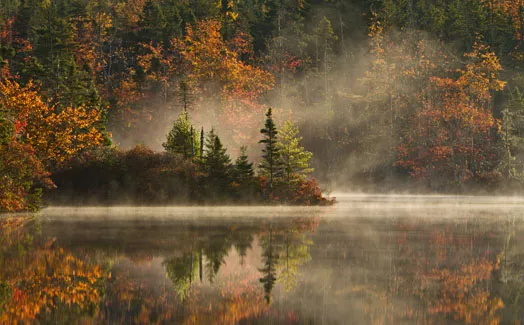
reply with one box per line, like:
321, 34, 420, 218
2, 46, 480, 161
396, 42, 505, 185
0, 79, 103, 212
172, 19, 275, 145
0, 214, 320, 323
3, 0, 524, 204
1, 80, 104, 168
0, 217, 103, 323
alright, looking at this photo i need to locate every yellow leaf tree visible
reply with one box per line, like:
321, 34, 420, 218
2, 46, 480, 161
0, 79, 105, 169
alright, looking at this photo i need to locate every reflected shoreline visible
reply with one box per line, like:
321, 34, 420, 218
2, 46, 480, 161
2, 200, 524, 324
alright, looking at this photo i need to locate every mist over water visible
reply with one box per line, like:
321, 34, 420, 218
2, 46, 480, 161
40, 194, 524, 219
3, 195, 524, 324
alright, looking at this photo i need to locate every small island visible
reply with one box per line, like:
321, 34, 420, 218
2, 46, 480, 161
49, 107, 334, 207
1, 96, 333, 212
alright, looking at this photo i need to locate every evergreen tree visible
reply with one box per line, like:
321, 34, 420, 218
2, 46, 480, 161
203, 129, 231, 192
163, 111, 200, 158
259, 226, 278, 304
233, 145, 255, 199
276, 121, 314, 186
311, 16, 337, 101
178, 80, 194, 112
259, 108, 283, 187
203, 234, 230, 283
234, 146, 254, 183
163, 253, 199, 301
233, 231, 253, 266
29, 2, 100, 108
138, 0, 167, 43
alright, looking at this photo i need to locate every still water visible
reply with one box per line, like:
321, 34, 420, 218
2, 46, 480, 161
2, 195, 524, 324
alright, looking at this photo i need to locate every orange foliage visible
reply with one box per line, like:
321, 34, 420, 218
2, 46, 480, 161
0, 78, 103, 211
422, 258, 503, 324
70, 10, 112, 79
0, 16, 32, 61
459, 42, 506, 101
0, 216, 34, 246
0, 79, 104, 168
488, 0, 524, 45
0, 141, 52, 212
183, 270, 269, 325
0, 218, 103, 323
0, 17, 15, 44
137, 42, 177, 85
397, 42, 505, 182
1, 247, 102, 323
292, 178, 334, 206
109, 42, 178, 132
172, 19, 274, 144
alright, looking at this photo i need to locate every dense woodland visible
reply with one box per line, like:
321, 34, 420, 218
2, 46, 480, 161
3, 0, 524, 210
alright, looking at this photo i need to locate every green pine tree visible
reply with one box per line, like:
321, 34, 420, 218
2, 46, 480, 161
234, 146, 254, 183
203, 129, 231, 191
259, 226, 278, 304
259, 108, 283, 188
276, 121, 314, 187
178, 80, 194, 112
163, 252, 199, 301
233, 146, 256, 199
138, 0, 168, 43
30, 2, 100, 108
163, 111, 200, 158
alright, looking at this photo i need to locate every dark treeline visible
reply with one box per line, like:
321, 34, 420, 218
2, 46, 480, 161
4, 0, 524, 211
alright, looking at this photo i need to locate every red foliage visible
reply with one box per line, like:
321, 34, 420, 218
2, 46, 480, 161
396, 43, 504, 184
291, 178, 334, 206
0, 140, 53, 212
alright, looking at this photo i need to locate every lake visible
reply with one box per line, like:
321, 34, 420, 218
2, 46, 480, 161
2, 195, 524, 324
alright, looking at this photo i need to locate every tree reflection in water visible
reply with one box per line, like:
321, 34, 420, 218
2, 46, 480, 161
0, 213, 318, 323
2, 210, 524, 324
0, 216, 102, 323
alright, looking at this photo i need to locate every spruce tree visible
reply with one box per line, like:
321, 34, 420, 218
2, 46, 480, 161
137, 1, 167, 43
28, 2, 100, 109
259, 226, 278, 304
259, 108, 283, 187
163, 111, 200, 158
276, 121, 314, 186
203, 129, 231, 190
233, 146, 255, 199
178, 80, 193, 112
234, 146, 254, 183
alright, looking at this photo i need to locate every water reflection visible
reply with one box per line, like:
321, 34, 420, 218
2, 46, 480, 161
0, 213, 318, 324
0, 216, 102, 323
1, 204, 524, 324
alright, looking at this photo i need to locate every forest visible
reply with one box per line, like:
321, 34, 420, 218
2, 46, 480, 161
3, 0, 524, 211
